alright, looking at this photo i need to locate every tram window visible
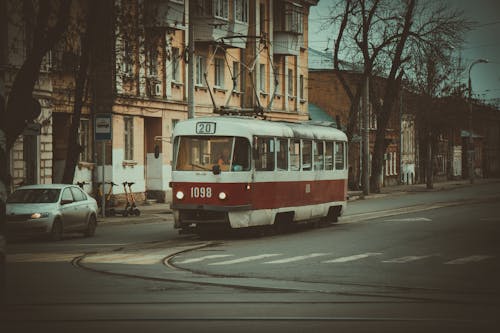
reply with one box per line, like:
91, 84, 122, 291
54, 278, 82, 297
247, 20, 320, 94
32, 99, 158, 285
302, 140, 312, 171
175, 136, 234, 171
335, 141, 345, 170
232, 137, 250, 171
325, 141, 334, 170
313, 141, 324, 170
290, 140, 300, 171
276, 138, 288, 171
255, 137, 275, 171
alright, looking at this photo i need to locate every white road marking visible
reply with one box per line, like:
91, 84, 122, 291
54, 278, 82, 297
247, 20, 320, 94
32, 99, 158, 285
209, 254, 282, 265
382, 255, 434, 263
445, 255, 494, 265
175, 254, 234, 264
384, 217, 432, 222
263, 253, 330, 264
323, 252, 382, 263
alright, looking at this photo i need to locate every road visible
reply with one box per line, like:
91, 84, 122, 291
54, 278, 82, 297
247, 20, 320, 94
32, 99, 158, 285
2, 182, 500, 332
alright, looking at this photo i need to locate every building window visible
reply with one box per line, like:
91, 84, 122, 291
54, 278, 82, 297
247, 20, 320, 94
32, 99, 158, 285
259, 63, 266, 92
235, 0, 248, 22
232, 61, 240, 91
274, 2, 303, 34
288, 68, 293, 96
214, 58, 225, 88
79, 119, 91, 162
299, 74, 304, 100
172, 47, 180, 82
147, 38, 158, 77
196, 55, 206, 85
124, 117, 134, 160
123, 39, 134, 75
214, 0, 228, 19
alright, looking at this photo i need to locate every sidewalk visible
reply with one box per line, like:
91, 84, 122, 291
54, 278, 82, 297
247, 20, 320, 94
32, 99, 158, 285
97, 178, 500, 225
348, 178, 500, 201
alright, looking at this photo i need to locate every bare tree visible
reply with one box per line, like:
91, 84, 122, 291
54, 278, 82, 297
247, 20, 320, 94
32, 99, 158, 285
325, 0, 471, 192
0, 0, 72, 304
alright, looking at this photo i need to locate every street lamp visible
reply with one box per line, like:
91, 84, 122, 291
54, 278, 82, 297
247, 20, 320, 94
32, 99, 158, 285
467, 58, 488, 184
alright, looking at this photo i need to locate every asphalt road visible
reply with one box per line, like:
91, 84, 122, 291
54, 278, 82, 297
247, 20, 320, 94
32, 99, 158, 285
2, 182, 500, 332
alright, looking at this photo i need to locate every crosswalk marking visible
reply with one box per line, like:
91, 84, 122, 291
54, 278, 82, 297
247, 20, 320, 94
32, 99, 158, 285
175, 254, 234, 264
209, 254, 282, 265
322, 252, 382, 263
263, 253, 330, 264
382, 255, 433, 263
445, 255, 493, 265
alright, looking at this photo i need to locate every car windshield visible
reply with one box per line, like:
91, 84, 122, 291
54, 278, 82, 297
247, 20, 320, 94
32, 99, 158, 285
7, 188, 61, 203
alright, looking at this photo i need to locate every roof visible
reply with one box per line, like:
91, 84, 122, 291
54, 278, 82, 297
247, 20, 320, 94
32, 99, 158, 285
173, 116, 347, 141
308, 103, 335, 122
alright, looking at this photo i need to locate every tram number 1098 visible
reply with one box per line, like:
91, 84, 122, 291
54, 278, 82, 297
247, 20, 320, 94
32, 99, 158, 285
190, 186, 212, 198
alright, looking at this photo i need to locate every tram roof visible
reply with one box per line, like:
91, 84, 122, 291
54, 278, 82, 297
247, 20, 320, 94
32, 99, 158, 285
173, 116, 347, 141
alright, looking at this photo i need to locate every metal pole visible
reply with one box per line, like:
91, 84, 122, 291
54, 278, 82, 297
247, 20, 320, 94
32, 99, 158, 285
187, 6, 195, 119
101, 142, 105, 217
362, 75, 370, 195
467, 58, 488, 184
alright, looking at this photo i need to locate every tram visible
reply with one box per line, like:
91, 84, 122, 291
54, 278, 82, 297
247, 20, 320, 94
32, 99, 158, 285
170, 116, 348, 232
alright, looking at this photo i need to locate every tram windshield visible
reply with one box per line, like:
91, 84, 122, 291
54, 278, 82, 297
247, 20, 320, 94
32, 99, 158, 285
174, 136, 251, 172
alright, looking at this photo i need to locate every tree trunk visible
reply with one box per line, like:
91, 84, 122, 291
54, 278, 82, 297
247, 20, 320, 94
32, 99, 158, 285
62, 6, 93, 184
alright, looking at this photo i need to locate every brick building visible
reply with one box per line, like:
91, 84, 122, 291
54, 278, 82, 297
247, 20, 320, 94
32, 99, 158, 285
308, 68, 411, 189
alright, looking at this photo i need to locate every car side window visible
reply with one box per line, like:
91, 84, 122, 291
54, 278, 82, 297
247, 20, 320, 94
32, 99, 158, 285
61, 188, 74, 203
70, 187, 86, 201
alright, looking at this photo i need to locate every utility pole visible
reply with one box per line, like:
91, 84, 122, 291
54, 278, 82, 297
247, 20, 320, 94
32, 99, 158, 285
187, 2, 195, 119
467, 58, 488, 183
362, 75, 370, 196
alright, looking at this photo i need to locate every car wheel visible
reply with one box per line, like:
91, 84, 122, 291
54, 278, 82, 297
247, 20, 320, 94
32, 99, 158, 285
84, 215, 97, 237
51, 219, 63, 241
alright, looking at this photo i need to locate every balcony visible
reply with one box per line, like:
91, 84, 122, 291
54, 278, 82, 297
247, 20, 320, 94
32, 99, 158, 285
191, 0, 249, 48
273, 1, 304, 56
144, 0, 185, 30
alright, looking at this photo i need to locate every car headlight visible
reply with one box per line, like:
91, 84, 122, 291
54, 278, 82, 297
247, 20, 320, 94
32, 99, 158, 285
176, 191, 184, 200
30, 212, 49, 219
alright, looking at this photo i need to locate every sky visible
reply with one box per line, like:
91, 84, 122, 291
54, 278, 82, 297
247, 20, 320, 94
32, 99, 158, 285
308, 0, 500, 106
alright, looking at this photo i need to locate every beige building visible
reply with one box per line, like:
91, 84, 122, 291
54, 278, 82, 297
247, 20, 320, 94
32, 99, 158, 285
2, 0, 318, 203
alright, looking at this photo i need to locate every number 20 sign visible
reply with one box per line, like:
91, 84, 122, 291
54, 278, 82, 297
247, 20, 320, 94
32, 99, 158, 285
196, 122, 216, 134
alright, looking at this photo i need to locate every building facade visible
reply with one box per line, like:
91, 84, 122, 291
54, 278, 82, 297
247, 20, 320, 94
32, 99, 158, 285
2, 0, 318, 203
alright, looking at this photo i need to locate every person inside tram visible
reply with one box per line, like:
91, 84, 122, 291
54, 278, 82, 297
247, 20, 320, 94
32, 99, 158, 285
218, 148, 230, 171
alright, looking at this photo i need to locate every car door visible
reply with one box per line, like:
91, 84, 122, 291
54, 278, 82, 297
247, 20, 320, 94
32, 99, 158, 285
59, 187, 78, 230
70, 187, 90, 229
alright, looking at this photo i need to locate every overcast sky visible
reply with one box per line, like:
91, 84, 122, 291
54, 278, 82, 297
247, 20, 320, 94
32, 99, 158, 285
308, 0, 500, 105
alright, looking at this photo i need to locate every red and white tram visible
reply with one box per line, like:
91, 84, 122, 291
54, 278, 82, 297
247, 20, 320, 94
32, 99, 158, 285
171, 116, 348, 232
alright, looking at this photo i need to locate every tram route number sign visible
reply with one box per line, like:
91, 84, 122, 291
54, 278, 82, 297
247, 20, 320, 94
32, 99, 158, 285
196, 122, 216, 134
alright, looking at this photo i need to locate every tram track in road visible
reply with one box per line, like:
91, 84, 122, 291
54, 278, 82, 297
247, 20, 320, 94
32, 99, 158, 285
70, 238, 500, 307
63, 193, 500, 305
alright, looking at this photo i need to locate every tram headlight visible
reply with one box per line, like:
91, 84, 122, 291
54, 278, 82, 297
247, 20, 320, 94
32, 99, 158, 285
218, 192, 227, 200
176, 191, 185, 200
